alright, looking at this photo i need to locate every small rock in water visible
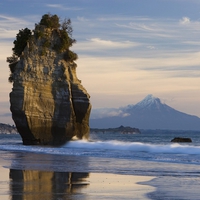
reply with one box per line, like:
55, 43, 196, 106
171, 137, 192, 143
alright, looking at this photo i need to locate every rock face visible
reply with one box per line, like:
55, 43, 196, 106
10, 26, 91, 145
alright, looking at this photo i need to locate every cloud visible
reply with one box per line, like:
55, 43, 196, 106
115, 17, 174, 31
0, 29, 17, 39
73, 38, 140, 53
46, 4, 82, 11
183, 41, 200, 45
0, 14, 35, 39
147, 46, 155, 49
0, 15, 31, 29
180, 17, 190, 25
98, 16, 152, 22
73, 15, 200, 58
75, 50, 200, 83
90, 38, 138, 48
77, 16, 88, 22
76, 54, 200, 114
112, 16, 200, 42
90, 108, 130, 119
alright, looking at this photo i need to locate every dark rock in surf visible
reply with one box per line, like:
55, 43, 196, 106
171, 137, 192, 143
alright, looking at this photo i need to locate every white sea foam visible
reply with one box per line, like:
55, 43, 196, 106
65, 140, 200, 155
1, 140, 200, 156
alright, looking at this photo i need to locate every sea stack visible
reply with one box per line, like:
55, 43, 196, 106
8, 14, 91, 145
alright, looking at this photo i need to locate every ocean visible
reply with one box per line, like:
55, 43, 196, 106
1, 130, 200, 199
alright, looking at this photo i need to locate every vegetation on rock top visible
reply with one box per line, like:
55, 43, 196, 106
7, 13, 77, 83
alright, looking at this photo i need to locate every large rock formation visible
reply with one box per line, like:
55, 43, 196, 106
9, 17, 91, 145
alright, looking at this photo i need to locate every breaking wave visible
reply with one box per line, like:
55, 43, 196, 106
66, 140, 200, 155
0, 140, 200, 156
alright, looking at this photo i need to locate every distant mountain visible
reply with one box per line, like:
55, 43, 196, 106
90, 94, 200, 130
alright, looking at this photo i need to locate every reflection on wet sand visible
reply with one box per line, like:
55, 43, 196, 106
9, 169, 89, 200
0, 152, 155, 200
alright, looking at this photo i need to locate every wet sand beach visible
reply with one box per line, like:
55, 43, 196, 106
0, 166, 155, 200
3, 133, 200, 200
0, 152, 155, 200
2, 144, 200, 199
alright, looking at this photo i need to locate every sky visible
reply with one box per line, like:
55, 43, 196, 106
0, 0, 200, 124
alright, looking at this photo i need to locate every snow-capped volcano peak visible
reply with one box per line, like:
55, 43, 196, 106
122, 94, 163, 112
135, 94, 162, 109
90, 94, 200, 130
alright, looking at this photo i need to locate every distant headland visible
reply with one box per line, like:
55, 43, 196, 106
90, 125, 141, 134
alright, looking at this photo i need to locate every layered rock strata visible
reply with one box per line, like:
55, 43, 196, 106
10, 27, 91, 145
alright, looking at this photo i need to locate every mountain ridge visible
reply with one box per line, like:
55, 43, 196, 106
90, 95, 200, 130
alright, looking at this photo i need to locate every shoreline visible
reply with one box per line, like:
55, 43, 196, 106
0, 152, 156, 200
2, 151, 200, 200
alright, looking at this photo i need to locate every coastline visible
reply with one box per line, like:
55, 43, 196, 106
0, 151, 155, 200
2, 133, 200, 199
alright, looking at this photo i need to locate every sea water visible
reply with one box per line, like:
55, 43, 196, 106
1, 131, 200, 165
1, 130, 200, 199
